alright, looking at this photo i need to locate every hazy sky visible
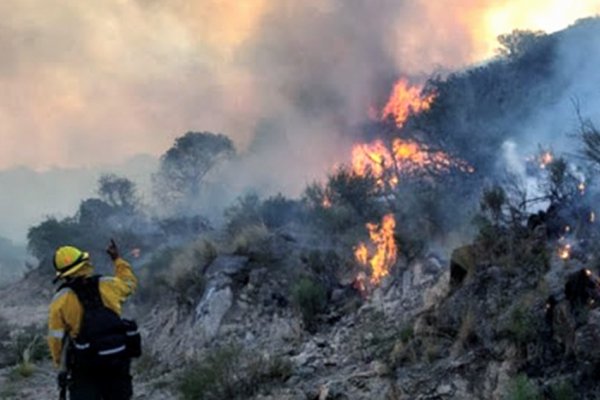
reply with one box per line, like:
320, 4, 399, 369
1, 0, 599, 171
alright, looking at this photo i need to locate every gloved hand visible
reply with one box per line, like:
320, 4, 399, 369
57, 370, 68, 387
106, 238, 120, 261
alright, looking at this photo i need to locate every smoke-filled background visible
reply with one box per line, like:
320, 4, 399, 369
2, 0, 600, 246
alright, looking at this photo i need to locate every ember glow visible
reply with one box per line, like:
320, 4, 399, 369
539, 151, 554, 169
130, 248, 142, 258
351, 138, 472, 188
355, 214, 398, 285
380, 79, 435, 128
558, 243, 571, 260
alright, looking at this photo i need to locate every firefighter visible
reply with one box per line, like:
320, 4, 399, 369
47, 240, 138, 400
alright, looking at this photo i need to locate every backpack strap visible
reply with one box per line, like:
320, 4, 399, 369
59, 275, 104, 310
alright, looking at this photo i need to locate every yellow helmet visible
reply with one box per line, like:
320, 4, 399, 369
53, 246, 90, 278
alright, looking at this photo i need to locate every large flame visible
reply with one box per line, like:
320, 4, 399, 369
351, 138, 472, 188
351, 140, 398, 188
355, 213, 398, 285
379, 79, 435, 128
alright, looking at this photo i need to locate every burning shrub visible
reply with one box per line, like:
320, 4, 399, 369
542, 157, 581, 204
473, 182, 551, 272
354, 213, 398, 286
304, 167, 381, 234
291, 277, 328, 332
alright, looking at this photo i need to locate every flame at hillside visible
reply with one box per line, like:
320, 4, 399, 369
352, 138, 473, 188
355, 213, 397, 285
380, 79, 435, 128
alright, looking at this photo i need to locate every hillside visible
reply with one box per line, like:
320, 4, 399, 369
3, 17, 600, 400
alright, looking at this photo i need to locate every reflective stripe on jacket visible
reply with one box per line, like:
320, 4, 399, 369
47, 257, 137, 367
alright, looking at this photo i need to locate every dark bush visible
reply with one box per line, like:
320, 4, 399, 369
261, 194, 303, 228
291, 277, 328, 331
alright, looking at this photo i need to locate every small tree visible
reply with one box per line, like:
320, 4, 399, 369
542, 157, 580, 204
579, 117, 600, 166
497, 30, 546, 59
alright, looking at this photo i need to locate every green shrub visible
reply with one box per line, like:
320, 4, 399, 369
505, 374, 541, 400
225, 193, 263, 235
507, 306, 536, 345
6, 325, 48, 367
399, 325, 414, 343
550, 380, 576, 400
291, 277, 328, 331
231, 224, 270, 255
178, 346, 291, 400
179, 346, 239, 400
169, 239, 216, 302
135, 248, 176, 304
261, 194, 302, 228
304, 250, 339, 278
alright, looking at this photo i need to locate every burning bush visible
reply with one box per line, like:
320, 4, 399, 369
304, 167, 382, 234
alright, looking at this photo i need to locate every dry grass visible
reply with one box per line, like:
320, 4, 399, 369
231, 223, 270, 254
451, 309, 475, 357
166, 238, 217, 288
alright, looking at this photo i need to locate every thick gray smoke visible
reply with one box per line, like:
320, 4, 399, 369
498, 19, 600, 188
2, 1, 600, 249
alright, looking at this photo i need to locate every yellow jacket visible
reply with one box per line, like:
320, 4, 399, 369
47, 257, 137, 367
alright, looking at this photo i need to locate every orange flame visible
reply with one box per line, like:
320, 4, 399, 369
380, 79, 435, 128
354, 243, 368, 265
351, 140, 397, 188
351, 138, 472, 188
355, 213, 397, 285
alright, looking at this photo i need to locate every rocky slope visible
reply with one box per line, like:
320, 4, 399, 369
1, 225, 599, 399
